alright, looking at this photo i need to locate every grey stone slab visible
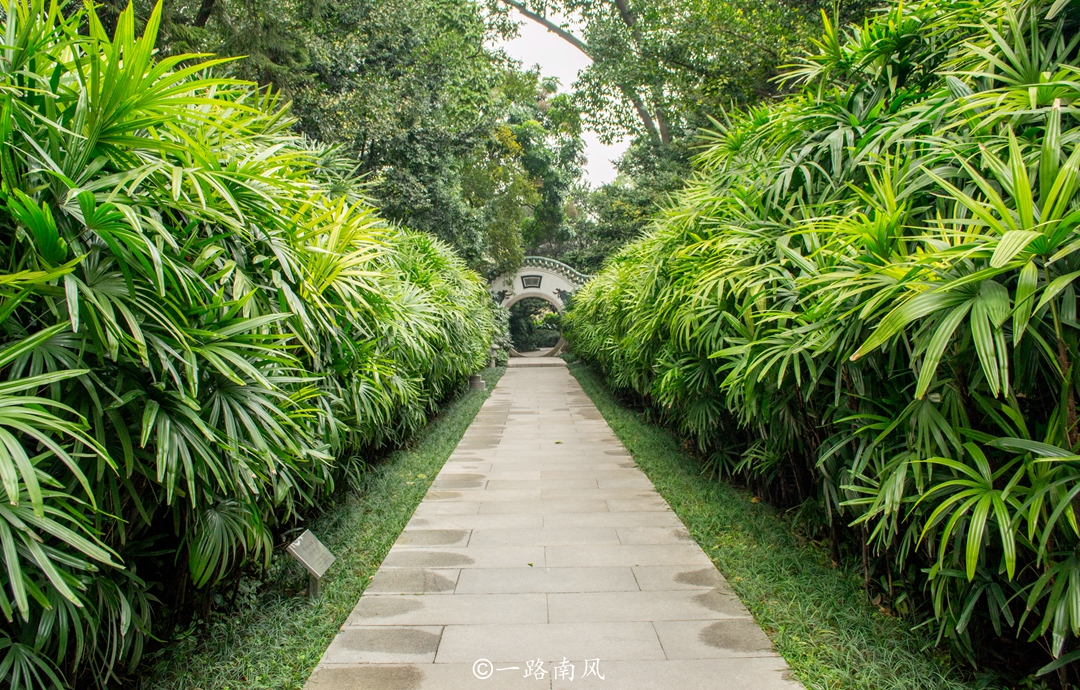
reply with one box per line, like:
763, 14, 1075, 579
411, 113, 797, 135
542, 470, 643, 480
479, 500, 609, 514
632, 565, 731, 591
320, 626, 443, 664
540, 488, 659, 501
543, 512, 681, 529
429, 489, 542, 502
652, 619, 779, 659
446, 471, 541, 481
365, 569, 460, 595
473, 462, 558, 472
607, 498, 670, 512
382, 546, 545, 569
405, 514, 543, 531
550, 659, 802, 690
486, 479, 598, 490
548, 590, 750, 623
467, 527, 620, 547
307, 664, 552, 690
546, 544, 712, 568
306, 664, 428, 690
413, 501, 481, 515
441, 462, 492, 472
429, 479, 487, 490
616, 526, 693, 545
537, 456, 607, 464
396, 529, 471, 547
454, 567, 639, 593
506, 357, 566, 367
444, 458, 499, 466
435, 622, 666, 663
457, 439, 504, 447
490, 443, 543, 451
346, 593, 548, 626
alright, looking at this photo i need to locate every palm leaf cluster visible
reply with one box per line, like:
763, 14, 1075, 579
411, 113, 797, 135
0, 2, 495, 687
565, 0, 1080, 674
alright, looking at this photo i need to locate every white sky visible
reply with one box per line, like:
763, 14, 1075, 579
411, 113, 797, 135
496, 15, 629, 187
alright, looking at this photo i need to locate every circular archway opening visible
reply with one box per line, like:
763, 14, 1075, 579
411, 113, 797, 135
508, 297, 564, 357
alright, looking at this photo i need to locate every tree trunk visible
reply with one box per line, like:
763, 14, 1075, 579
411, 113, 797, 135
653, 92, 672, 145
626, 88, 662, 145
614, 1, 670, 144
194, 0, 217, 28
612, 0, 640, 35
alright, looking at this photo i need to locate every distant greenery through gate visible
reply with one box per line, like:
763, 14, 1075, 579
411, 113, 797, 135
509, 297, 561, 352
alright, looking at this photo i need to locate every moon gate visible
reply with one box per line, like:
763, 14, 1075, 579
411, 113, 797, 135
489, 257, 592, 356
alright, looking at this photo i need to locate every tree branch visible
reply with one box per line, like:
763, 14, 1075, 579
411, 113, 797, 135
497, 0, 661, 145
497, 0, 590, 56
643, 48, 722, 79
612, 0, 641, 35
623, 84, 661, 145
612, 2, 670, 144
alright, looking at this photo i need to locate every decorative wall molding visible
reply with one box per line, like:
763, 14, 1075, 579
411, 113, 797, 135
489, 257, 594, 312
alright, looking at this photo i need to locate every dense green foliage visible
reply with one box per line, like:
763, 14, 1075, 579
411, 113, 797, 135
129, 0, 585, 273
139, 366, 505, 690
508, 299, 561, 352
494, 0, 825, 145
565, 0, 1080, 680
0, 2, 494, 687
516, 0, 861, 275
568, 361, 977, 690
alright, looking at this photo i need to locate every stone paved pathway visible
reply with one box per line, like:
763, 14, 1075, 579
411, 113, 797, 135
306, 358, 801, 689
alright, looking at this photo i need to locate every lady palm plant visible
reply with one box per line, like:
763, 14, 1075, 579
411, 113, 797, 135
0, 1, 494, 687
565, 0, 1080, 679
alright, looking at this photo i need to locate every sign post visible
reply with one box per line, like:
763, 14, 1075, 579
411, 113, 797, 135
286, 529, 336, 598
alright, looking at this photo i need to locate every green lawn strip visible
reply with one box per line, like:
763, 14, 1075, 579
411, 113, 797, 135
567, 362, 980, 690
139, 366, 505, 690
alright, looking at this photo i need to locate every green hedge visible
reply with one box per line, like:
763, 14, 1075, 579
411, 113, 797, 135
0, 3, 494, 687
565, 0, 1080, 679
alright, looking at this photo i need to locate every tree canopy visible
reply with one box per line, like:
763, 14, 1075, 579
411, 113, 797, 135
100, 0, 584, 274
492, 0, 827, 145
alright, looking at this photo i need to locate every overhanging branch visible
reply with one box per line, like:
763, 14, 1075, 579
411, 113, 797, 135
497, 0, 662, 144
497, 0, 591, 56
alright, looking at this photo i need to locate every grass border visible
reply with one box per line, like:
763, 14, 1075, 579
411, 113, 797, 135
566, 361, 983, 690
137, 367, 505, 690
